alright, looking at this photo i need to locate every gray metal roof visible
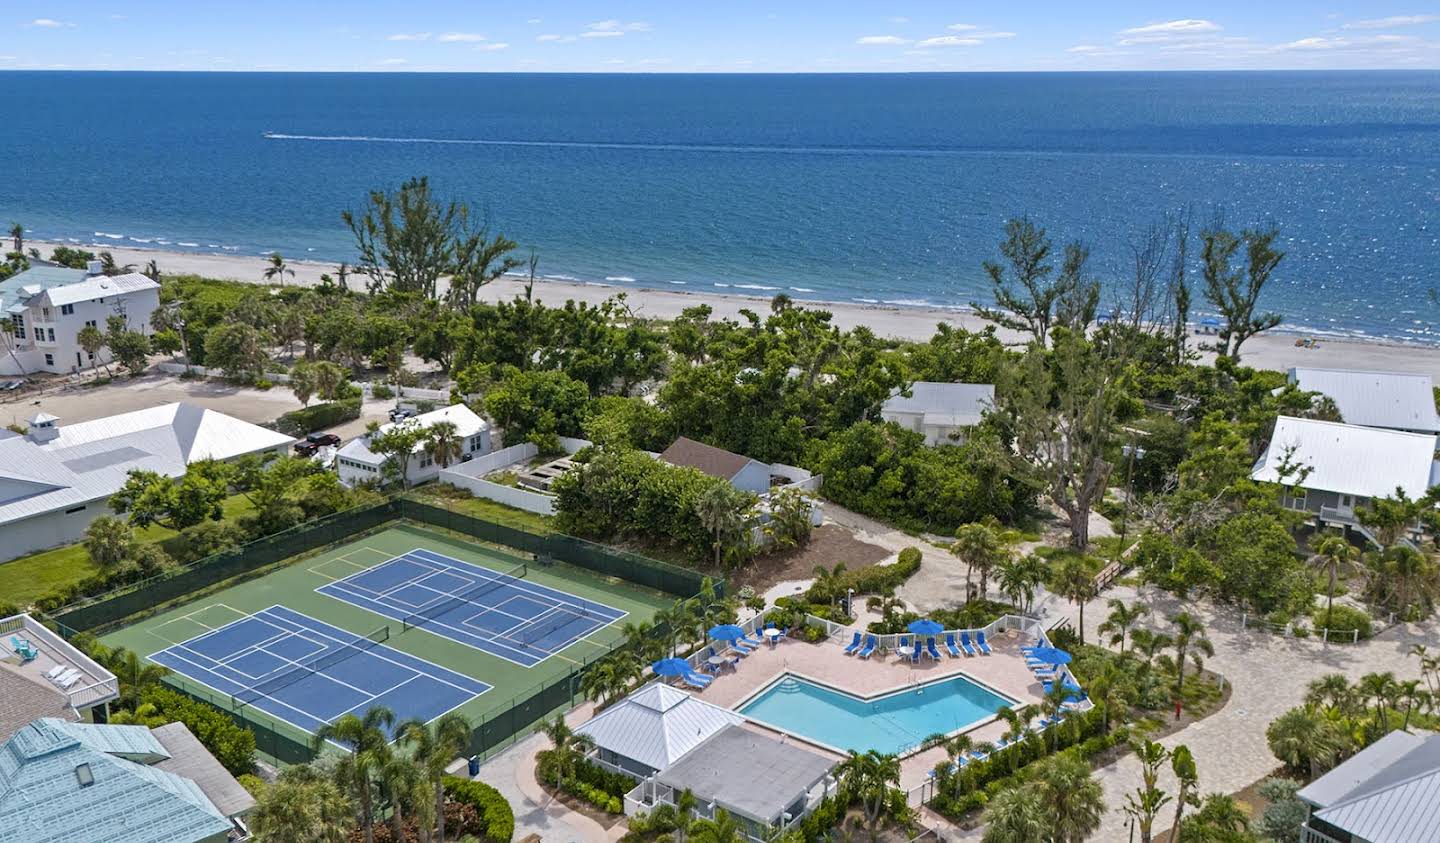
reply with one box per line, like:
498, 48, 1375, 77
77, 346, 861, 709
1251, 416, 1438, 500
337, 403, 487, 465
42, 273, 158, 307
151, 723, 256, 818
1290, 368, 1440, 433
0, 718, 232, 843
0, 402, 292, 527
1298, 730, 1428, 808
882, 382, 995, 427
576, 682, 745, 771
655, 725, 835, 825
0, 266, 85, 313
1299, 730, 1440, 842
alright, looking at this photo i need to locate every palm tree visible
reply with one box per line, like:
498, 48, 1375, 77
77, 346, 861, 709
695, 483, 749, 570
981, 784, 1047, 843
105, 647, 171, 708
1086, 662, 1128, 734
1358, 671, 1398, 731
1306, 673, 1356, 713
1098, 599, 1148, 653
1311, 533, 1360, 626
810, 562, 848, 607
1033, 752, 1104, 843
1266, 705, 1344, 778
1170, 612, 1213, 697
425, 420, 464, 468
376, 750, 418, 842
400, 712, 471, 843
953, 523, 1000, 600
143, 258, 161, 282
1053, 558, 1098, 644
1130, 628, 1173, 671
996, 553, 1047, 615
1398, 679, 1429, 730
250, 765, 354, 843
542, 714, 596, 791
1169, 744, 1199, 843
1124, 739, 1173, 843
837, 749, 900, 841
621, 619, 665, 663
9, 222, 23, 254
265, 252, 295, 287
313, 706, 395, 843
688, 808, 743, 843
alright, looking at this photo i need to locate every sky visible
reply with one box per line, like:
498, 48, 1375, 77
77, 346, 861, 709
5, 1, 1440, 72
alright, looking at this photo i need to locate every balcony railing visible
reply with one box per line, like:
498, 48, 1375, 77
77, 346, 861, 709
1300, 823, 1346, 843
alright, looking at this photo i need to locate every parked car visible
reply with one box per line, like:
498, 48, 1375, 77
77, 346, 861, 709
389, 407, 417, 423
305, 432, 342, 448
293, 440, 320, 456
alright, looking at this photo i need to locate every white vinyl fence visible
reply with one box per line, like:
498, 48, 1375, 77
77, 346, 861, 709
438, 436, 591, 516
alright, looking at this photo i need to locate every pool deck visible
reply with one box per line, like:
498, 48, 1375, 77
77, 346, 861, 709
687, 628, 1044, 790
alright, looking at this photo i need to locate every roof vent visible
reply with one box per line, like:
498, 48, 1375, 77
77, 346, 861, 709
84, 260, 103, 277
75, 763, 94, 787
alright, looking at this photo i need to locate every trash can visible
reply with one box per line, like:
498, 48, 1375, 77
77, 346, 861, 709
467, 755, 479, 777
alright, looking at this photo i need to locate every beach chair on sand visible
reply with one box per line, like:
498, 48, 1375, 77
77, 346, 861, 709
926, 638, 943, 661
843, 632, 863, 655
858, 635, 878, 659
975, 630, 993, 655
959, 631, 978, 657
944, 634, 962, 658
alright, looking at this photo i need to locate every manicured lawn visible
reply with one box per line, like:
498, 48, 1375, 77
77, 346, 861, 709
0, 494, 257, 610
407, 484, 556, 534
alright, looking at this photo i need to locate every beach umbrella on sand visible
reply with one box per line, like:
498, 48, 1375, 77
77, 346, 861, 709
707, 624, 746, 641
907, 619, 944, 636
651, 658, 693, 677
1027, 646, 1072, 665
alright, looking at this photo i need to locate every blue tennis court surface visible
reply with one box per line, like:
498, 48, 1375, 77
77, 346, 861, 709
149, 605, 489, 738
316, 547, 627, 667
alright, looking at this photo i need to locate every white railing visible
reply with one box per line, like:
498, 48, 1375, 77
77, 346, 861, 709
813, 613, 1043, 655
1, 614, 119, 711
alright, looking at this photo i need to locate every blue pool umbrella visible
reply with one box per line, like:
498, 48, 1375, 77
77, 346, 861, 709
651, 658, 693, 677
708, 624, 746, 641
1027, 646, 1073, 665
1200, 317, 1221, 327
907, 619, 944, 636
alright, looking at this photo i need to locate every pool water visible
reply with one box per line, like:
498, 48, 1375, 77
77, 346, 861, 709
738, 673, 1014, 755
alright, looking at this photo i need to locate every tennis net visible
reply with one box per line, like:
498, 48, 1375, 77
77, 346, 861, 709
232, 624, 389, 710
402, 561, 527, 632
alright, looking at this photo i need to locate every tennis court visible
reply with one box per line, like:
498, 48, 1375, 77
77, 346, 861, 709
316, 547, 626, 667
149, 605, 489, 738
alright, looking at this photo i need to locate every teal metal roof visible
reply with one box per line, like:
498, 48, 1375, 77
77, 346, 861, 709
0, 265, 86, 312
50, 720, 170, 764
0, 718, 231, 843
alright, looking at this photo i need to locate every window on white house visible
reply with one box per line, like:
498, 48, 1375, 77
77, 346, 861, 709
60, 303, 74, 315
84, 319, 97, 328
47, 328, 55, 342
41, 307, 50, 320
44, 354, 54, 366
9, 314, 24, 339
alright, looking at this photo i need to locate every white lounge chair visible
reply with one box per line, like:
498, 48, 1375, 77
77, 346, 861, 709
44, 664, 66, 680
58, 671, 82, 690
53, 668, 80, 687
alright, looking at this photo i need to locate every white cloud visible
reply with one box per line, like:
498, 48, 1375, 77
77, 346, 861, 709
28, 18, 73, 28
1275, 33, 1422, 51
380, 57, 408, 64
1067, 44, 1103, 53
1344, 14, 1440, 29
977, 31, 1017, 39
438, 32, 486, 42
583, 30, 625, 38
857, 35, 910, 45
474, 42, 509, 51
916, 35, 983, 47
1121, 19, 1221, 35
586, 19, 650, 33
536, 34, 575, 43
527, 18, 542, 25
386, 32, 430, 41
947, 23, 978, 31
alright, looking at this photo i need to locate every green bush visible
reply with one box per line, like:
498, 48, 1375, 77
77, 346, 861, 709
140, 686, 255, 775
237, 773, 268, 797
274, 398, 362, 436
1312, 605, 1372, 639
443, 776, 515, 843
803, 548, 922, 604
254, 378, 273, 390
372, 384, 395, 400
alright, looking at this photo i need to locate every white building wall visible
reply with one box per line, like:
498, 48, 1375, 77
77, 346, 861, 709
1, 499, 110, 562
730, 461, 772, 495
9, 286, 161, 375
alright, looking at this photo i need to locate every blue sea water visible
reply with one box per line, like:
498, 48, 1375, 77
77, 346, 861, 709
738, 673, 1014, 755
2, 71, 1438, 342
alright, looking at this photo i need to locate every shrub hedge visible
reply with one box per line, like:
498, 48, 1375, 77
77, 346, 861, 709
1311, 605, 1373, 639
141, 685, 255, 775
443, 776, 515, 843
275, 398, 362, 436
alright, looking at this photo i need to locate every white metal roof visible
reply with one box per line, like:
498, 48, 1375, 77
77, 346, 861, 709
1251, 416, 1439, 500
0, 403, 292, 527
1299, 730, 1430, 808
1290, 367, 1440, 433
40, 273, 159, 307
576, 682, 744, 771
1305, 732, 1440, 842
655, 724, 836, 825
337, 403, 487, 466
882, 382, 995, 427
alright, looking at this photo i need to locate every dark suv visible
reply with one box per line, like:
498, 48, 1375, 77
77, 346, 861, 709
293, 432, 342, 456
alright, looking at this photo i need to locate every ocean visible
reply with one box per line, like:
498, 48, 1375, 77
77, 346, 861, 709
3, 70, 1439, 343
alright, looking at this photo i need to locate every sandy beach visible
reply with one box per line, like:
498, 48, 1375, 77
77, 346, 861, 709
30, 240, 1440, 379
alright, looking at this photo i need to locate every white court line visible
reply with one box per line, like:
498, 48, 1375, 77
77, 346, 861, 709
409, 547, 625, 620
151, 645, 338, 741
151, 609, 288, 667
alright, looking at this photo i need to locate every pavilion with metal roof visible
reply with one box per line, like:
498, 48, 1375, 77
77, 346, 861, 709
577, 682, 745, 777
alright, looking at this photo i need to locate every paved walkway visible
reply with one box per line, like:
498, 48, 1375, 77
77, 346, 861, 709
998, 583, 1436, 841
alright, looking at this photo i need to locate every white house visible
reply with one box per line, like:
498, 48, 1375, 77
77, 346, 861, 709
0, 403, 293, 561
1251, 415, 1439, 543
881, 382, 995, 446
336, 404, 490, 488
658, 437, 773, 495
2, 263, 161, 375
1288, 367, 1440, 434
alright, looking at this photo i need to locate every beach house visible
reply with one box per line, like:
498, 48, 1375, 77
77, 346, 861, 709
1295, 729, 1440, 843
336, 403, 490, 487
0, 612, 118, 739
1251, 415, 1439, 543
0, 403, 293, 561
659, 436, 775, 494
1288, 367, 1440, 434
1, 263, 161, 375
880, 382, 995, 446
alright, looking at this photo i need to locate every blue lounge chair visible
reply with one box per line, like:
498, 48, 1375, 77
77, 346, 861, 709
858, 635, 878, 659
843, 631, 863, 655
740, 630, 764, 647
684, 668, 713, 686
944, 633, 962, 658
733, 639, 755, 655
959, 631, 978, 657
926, 638, 943, 661
975, 630, 993, 655
682, 673, 710, 690
909, 639, 923, 663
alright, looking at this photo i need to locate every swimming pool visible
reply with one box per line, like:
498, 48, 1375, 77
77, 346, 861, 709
737, 673, 1015, 756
